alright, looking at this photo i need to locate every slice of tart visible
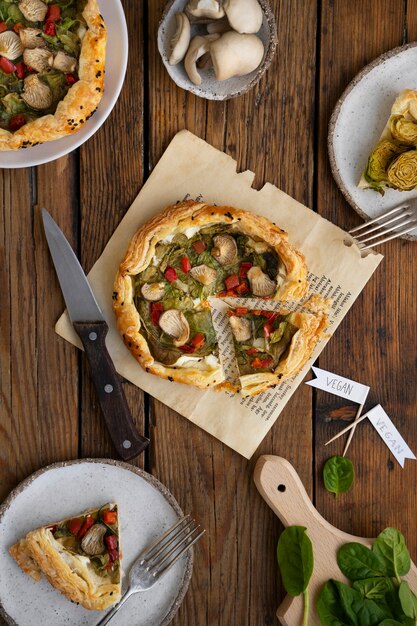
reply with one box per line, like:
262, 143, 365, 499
9, 503, 121, 611
228, 297, 328, 397
359, 89, 417, 193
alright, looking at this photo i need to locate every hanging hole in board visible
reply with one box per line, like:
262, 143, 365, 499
277, 484, 286, 493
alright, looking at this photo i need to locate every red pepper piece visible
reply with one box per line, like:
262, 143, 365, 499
181, 255, 191, 273
262, 311, 279, 321
67, 517, 83, 536
150, 302, 163, 326
0, 22, 7, 33
179, 344, 195, 353
224, 274, 239, 291
251, 310, 262, 316
236, 282, 250, 295
108, 549, 119, 562
43, 21, 56, 36
164, 266, 177, 283
66, 73, 78, 85
234, 307, 248, 317
192, 239, 206, 254
0, 57, 16, 74
13, 22, 24, 34
46, 5, 61, 21
15, 62, 25, 79
191, 332, 205, 349
246, 347, 259, 355
105, 534, 118, 551
103, 510, 117, 525
251, 357, 273, 369
78, 515, 95, 539
9, 114, 26, 132
226, 290, 237, 297
263, 323, 272, 339
239, 261, 252, 278
216, 290, 227, 297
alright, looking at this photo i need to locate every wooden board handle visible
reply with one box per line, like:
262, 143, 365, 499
74, 321, 149, 461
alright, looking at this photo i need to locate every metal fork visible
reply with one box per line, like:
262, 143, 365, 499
349, 198, 417, 249
95, 515, 205, 626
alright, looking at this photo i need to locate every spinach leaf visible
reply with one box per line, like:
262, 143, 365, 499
317, 580, 355, 625
378, 621, 407, 626
323, 456, 355, 495
398, 581, 417, 619
352, 577, 395, 600
276, 526, 313, 596
337, 543, 388, 581
372, 528, 410, 582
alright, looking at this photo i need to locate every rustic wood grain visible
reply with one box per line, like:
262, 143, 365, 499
316, 0, 417, 560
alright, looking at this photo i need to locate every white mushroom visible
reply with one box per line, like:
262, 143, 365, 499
22, 74, 53, 110
223, 0, 263, 34
186, 0, 225, 22
51, 50, 77, 73
169, 12, 191, 66
190, 264, 218, 285
159, 309, 190, 347
184, 34, 219, 85
19, 27, 46, 49
80, 524, 107, 556
211, 234, 238, 265
23, 47, 53, 73
229, 315, 251, 342
18, 0, 48, 22
207, 17, 231, 34
247, 266, 276, 297
141, 282, 166, 301
210, 31, 264, 81
76, 23, 87, 41
0, 31, 23, 61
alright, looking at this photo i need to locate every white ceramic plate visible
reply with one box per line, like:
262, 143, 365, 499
0, 459, 193, 626
0, 0, 128, 169
328, 42, 417, 240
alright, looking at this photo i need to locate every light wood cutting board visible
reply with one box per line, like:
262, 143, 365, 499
253, 455, 417, 625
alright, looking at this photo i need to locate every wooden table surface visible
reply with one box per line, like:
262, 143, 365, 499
1, 1, 417, 624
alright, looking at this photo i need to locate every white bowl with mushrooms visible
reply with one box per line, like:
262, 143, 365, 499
158, 0, 277, 100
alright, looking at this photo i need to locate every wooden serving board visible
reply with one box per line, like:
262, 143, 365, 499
254, 455, 417, 625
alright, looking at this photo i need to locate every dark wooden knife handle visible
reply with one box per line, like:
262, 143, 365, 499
73, 321, 149, 461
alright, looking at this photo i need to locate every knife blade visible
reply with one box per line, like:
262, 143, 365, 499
42, 208, 149, 461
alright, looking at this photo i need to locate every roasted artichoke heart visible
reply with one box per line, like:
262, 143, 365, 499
390, 115, 417, 146
387, 150, 417, 191
365, 139, 404, 183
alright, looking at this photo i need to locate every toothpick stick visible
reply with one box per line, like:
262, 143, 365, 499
342, 403, 364, 457
325, 412, 369, 446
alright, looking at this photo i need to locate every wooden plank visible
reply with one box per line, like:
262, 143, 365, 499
316, 0, 417, 559
79, 0, 146, 465
147, 1, 317, 623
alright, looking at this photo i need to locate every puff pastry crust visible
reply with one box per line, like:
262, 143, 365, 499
9, 504, 121, 611
113, 200, 312, 393
359, 89, 417, 192
0, 0, 106, 151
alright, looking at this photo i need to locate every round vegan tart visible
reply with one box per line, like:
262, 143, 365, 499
0, 0, 106, 151
113, 200, 309, 390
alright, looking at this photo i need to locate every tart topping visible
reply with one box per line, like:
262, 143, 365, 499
51, 50, 77, 73
0, 30, 23, 60
159, 309, 190, 347
247, 266, 276, 296
23, 47, 53, 73
80, 523, 107, 556
22, 74, 53, 110
141, 282, 166, 301
190, 264, 218, 285
18, 0, 48, 22
211, 234, 238, 265
19, 27, 45, 49
229, 315, 251, 342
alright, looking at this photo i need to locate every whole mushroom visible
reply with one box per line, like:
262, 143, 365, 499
184, 34, 220, 85
18, 0, 48, 22
186, 0, 225, 22
210, 31, 264, 81
0, 31, 23, 61
80, 524, 107, 556
23, 47, 53, 73
19, 28, 46, 49
169, 12, 191, 66
22, 74, 53, 110
223, 0, 263, 34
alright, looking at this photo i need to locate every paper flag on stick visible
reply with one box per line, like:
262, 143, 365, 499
306, 366, 370, 405
365, 405, 416, 468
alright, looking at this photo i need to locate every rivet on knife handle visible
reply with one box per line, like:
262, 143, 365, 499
73, 320, 149, 460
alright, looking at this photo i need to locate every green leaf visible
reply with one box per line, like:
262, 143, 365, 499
352, 577, 395, 600
398, 581, 417, 619
372, 528, 411, 580
316, 580, 354, 625
337, 543, 388, 581
378, 621, 407, 626
269, 322, 287, 344
276, 526, 313, 596
323, 456, 355, 495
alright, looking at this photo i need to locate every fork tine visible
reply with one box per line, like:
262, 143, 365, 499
152, 528, 206, 580
360, 222, 417, 249
349, 204, 407, 233
351, 210, 411, 238
147, 522, 200, 571
137, 515, 191, 561
354, 216, 417, 244
142, 518, 195, 565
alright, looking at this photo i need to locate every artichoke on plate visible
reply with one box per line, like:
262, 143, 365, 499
365, 139, 404, 183
387, 150, 417, 191
390, 115, 417, 145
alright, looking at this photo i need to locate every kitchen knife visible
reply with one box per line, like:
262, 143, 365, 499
42, 208, 149, 461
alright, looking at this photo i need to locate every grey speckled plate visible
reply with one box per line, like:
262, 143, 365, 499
0, 459, 193, 626
158, 0, 277, 100
328, 42, 417, 241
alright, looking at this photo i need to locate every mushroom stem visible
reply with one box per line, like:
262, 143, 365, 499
184, 34, 220, 86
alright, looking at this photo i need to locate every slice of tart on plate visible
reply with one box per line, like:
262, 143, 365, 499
227, 296, 328, 397
9, 503, 121, 610
359, 89, 417, 193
